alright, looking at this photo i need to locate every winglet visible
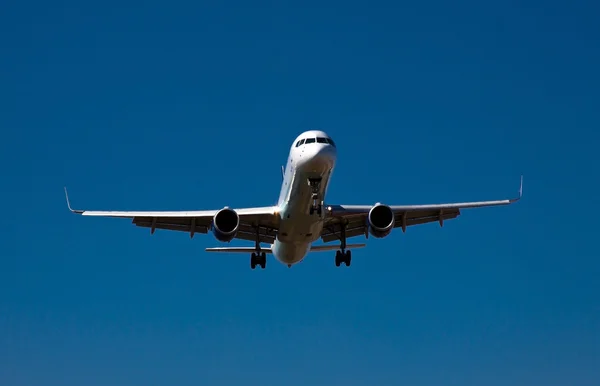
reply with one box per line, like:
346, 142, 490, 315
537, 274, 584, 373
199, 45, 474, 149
64, 187, 84, 214
510, 175, 523, 203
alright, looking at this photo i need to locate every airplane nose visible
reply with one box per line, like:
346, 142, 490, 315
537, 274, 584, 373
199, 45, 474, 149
300, 143, 336, 172
315, 143, 336, 163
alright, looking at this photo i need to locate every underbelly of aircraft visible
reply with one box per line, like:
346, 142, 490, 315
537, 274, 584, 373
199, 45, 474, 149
272, 160, 333, 264
277, 172, 327, 243
272, 241, 310, 264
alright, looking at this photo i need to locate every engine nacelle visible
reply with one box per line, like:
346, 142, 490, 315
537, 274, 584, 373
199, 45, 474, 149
211, 207, 240, 242
367, 203, 395, 238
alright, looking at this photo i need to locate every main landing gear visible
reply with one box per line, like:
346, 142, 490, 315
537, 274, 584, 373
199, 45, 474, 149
334, 222, 351, 267
250, 226, 266, 269
308, 177, 322, 216
251, 252, 266, 269
335, 249, 351, 267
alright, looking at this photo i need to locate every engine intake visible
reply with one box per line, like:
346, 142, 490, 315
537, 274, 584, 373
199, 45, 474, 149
212, 208, 240, 242
367, 204, 395, 238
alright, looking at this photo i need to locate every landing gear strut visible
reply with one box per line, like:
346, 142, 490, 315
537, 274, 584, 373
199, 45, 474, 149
334, 222, 352, 267
250, 226, 266, 269
308, 178, 322, 216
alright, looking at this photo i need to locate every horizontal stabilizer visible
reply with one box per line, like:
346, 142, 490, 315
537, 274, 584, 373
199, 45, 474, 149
310, 243, 366, 252
205, 247, 273, 253
205, 243, 366, 254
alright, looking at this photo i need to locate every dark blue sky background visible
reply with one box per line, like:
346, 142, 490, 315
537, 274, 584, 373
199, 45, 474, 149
1, 0, 598, 385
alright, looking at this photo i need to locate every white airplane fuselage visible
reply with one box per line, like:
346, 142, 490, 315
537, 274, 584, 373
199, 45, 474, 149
271, 130, 337, 265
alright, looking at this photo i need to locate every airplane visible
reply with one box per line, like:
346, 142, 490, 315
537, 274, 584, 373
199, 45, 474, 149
65, 130, 523, 269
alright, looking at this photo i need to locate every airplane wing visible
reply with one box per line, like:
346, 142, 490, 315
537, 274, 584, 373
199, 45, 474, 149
320, 176, 523, 243
64, 188, 280, 244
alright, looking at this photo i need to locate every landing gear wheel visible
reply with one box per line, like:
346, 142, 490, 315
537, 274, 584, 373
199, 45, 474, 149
344, 250, 352, 266
334, 250, 351, 267
251, 252, 266, 269
335, 221, 351, 267
250, 225, 267, 270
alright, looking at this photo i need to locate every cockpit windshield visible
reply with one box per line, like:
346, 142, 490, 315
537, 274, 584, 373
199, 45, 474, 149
296, 137, 335, 147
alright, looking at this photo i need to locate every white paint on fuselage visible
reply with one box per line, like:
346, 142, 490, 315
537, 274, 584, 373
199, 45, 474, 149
271, 130, 337, 265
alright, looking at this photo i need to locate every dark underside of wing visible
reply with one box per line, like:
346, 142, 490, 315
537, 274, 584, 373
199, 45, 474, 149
132, 216, 278, 244
320, 208, 460, 243
130, 207, 460, 245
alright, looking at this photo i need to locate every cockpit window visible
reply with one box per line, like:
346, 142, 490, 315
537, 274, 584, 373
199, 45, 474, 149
298, 137, 335, 147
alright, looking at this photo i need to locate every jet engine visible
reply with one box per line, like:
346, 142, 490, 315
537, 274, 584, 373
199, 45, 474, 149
367, 203, 395, 238
212, 208, 240, 242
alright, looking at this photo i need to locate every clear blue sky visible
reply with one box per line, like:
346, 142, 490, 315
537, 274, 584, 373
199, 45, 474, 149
1, 0, 598, 385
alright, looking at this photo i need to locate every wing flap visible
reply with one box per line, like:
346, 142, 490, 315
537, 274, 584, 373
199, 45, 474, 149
132, 216, 211, 235
321, 210, 460, 242
321, 225, 366, 243
132, 217, 276, 243
233, 229, 276, 244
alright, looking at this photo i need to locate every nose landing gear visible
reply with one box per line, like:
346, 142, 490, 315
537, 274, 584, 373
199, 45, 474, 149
309, 195, 322, 216
308, 178, 323, 216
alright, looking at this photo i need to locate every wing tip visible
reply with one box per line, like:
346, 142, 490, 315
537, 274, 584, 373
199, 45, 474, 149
510, 175, 523, 203
64, 187, 84, 214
